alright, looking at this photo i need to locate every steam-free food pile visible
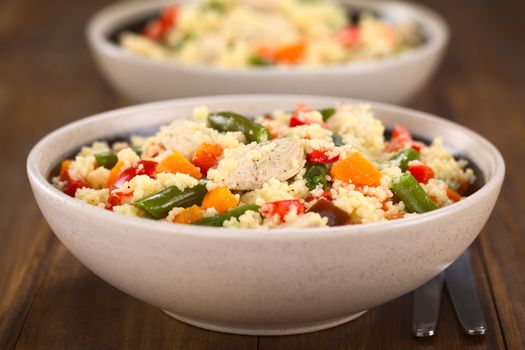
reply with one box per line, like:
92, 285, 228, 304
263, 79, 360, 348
53, 103, 474, 229
120, 0, 421, 68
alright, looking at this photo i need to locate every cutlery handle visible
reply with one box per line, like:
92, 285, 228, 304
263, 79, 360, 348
445, 250, 487, 335
412, 273, 444, 337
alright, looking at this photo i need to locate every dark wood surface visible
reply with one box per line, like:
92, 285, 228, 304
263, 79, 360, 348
1, 0, 524, 348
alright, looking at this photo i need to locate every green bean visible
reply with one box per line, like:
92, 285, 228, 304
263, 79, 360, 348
331, 133, 344, 146
390, 148, 420, 171
391, 173, 437, 214
194, 204, 260, 227
202, 0, 226, 11
208, 112, 271, 143
319, 108, 336, 121
304, 163, 328, 191
135, 184, 207, 219
172, 32, 195, 51
95, 152, 118, 169
249, 55, 273, 67
133, 147, 142, 157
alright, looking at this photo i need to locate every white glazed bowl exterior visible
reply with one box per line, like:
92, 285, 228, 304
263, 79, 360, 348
87, 0, 449, 104
27, 95, 504, 335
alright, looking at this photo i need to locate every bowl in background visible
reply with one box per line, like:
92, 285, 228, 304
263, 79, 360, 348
87, 0, 449, 104
27, 95, 503, 335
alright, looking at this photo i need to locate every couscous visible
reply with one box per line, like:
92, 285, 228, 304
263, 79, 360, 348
53, 103, 475, 229
119, 0, 421, 68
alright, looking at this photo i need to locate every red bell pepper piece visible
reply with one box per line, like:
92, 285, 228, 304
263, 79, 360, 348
458, 181, 469, 195
337, 26, 361, 48
143, 5, 179, 41
143, 21, 164, 41
411, 143, 423, 152
261, 199, 305, 221
105, 191, 134, 210
112, 167, 137, 189
408, 164, 435, 184
289, 103, 328, 128
112, 160, 158, 189
446, 188, 463, 202
136, 160, 158, 177
160, 5, 178, 29
192, 143, 224, 176
386, 125, 413, 152
290, 103, 313, 126
59, 170, 88, 197
391, 125, 413, 143
305, 191, 332, 203
290, 113, 316, 127
307, 150, 339, 163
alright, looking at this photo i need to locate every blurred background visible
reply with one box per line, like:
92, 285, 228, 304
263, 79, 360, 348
1, 0, 524, 349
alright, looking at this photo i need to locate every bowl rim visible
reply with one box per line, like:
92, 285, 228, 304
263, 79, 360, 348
86, 0, 449, 76
27, 94, 505, 240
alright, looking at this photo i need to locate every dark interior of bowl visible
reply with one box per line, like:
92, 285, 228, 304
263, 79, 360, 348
107, 6, 426, 45
108, 12, 158, 44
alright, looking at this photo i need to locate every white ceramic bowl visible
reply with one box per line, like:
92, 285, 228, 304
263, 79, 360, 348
27, 95, 503, 335
87, 0, 449, 104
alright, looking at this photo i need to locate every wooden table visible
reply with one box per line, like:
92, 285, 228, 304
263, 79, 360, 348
1, 0, 524, 348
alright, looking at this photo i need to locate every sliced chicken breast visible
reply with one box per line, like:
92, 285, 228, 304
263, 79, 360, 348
209, 138, 305, 190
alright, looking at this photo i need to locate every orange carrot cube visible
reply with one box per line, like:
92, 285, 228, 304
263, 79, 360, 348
201, 187, 239, 213
156, 151, 202, 179
330, 152, 382, 186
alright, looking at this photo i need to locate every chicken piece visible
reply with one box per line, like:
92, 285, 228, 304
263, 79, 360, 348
208, 138, 305, 190
142, 121, 243, 160
223, 8, 299, 47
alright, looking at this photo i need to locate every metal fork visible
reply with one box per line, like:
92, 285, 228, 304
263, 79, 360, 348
412, 250, 487, 337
